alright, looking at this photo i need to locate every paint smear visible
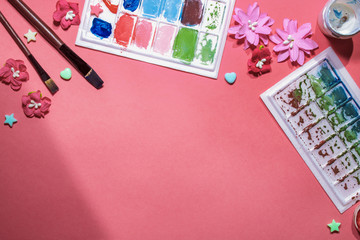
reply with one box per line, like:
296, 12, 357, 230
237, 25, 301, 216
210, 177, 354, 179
142, 0, 162, 18
162, 0, 183, 23
202, 1, 225, 32
195, 34, 217, 65
172, 28, 198, 63
153, 24, 176, 55
133, 20, 154, 49
90, 18, 112, 39
181, 0, 203, 26
102, 0, 120, 14
123, 0, 141, 12
114, 14, 136, 47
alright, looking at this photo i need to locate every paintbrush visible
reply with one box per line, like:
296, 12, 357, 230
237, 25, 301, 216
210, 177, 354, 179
0, 11, 59, 94
8, 0, 104, 89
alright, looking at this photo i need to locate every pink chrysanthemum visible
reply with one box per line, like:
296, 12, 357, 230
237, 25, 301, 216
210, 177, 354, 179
228, 2, 274, 50
269, 18, 319, 65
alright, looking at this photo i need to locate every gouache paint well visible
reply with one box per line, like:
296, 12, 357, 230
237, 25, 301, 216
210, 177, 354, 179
114, 14, 136, 47
153, 24, 176, 55
90, 18, 112, 39
133, 19, 154, 49
181, 0, 204, 26
173, 28, 198, 63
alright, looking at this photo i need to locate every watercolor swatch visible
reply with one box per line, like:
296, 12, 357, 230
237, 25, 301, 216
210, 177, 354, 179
76, 0, 234, 78
261, 48, 360, 213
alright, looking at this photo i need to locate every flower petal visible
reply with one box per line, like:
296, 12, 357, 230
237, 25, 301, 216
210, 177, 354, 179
68, 2, 79, 14
23, 106, 34, 118
243, 39, 250, 50
283, 18, 290, 31
17, 72, 29, 82
10, 82, 22, 91
236, 8, 249, 25
5, 58, 17, 68
290, 44, 299, 62
22, 95, 31, 106
273, 43, 289, 52
249, 6, 260, 22
233, 14, 242, 24
41, 97, 52, 113
255, 26, 271, 35
30, 91, 42, 102
260, 34, 269, 45
297, 50, 305, 65
295, 23, 312, 39
257, 16, 270, 27
71, 15, 81, 26
34, 108, 43, 118
60, 17, 72, 29
247, 2, 258, 16
0, 67, 11, 79
261, 64, 271, 73
254, 33, 260, 46
269, 34, 282, 44
296, 38, 319, 51
277, 51, 290, 62
276, 29, 289, 40
245, 30, 256, 44
228, 25, 241, 34
287, 20, 298, 34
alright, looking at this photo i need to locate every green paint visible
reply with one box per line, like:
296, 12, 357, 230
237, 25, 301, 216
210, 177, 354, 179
173, 28, 198, 63
344, 129, 357, 142
197, 34, 217, 65
318, 95, 334, 111
205, 2, 224, 30
309, 76, 325, 97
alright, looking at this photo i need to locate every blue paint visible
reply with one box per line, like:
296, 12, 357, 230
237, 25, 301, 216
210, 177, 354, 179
123, 0, 141, 12
333, 9, 342, 19
142, 0, 163, 18
90, 18, 112, 39
162, 0, 183, 22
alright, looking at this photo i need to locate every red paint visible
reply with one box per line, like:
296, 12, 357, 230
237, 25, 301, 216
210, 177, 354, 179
102, 0, 118, 14
114, 14, 135, 47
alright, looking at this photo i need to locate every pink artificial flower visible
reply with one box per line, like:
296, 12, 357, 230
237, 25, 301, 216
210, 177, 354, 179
269, 18, 319, 65
228, 2, 274, 50
22, 91, 52, 118
0, 58, 29, 91
248, 46, 272, 75
53, 0, 80, 30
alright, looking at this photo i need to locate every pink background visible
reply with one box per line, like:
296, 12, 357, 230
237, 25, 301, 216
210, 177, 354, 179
1, 0, 360, 239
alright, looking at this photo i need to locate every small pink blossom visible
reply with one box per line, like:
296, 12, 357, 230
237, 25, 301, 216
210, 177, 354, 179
0, 59, 29, 91
53, 0, 80, 30
270, 18, 319, 65
22, 91, 52, 118
228, 2, 274, 50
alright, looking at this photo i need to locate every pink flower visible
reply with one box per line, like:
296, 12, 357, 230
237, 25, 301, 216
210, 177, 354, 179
22, 91, 52, 118
228, 2, 274, 50
248, 46, 272, 75
270, 19, 319, 65
0, 59, 29, 91
53, 0, 80, 30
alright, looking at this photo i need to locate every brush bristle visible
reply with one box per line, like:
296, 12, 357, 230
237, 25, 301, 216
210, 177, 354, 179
85, 69, 104, 89
44, 78, 59, 94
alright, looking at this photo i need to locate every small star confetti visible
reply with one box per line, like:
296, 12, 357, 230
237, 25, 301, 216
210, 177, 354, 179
90, 3, 103, 17
4, 113, 17, 128
328, 219, 341, 233
24, 29, 37, 43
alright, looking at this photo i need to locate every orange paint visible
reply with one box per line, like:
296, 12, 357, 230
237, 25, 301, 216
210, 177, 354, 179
102, 0, 119, 14
114, 14, 135, 47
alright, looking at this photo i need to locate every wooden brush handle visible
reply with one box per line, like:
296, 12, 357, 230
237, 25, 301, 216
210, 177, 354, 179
0, 11, 31, 56
8, 0, 64, 48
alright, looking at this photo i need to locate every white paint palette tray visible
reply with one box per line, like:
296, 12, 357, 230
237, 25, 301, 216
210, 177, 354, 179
76, 0, 235, 78
261, 48, 360, 213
